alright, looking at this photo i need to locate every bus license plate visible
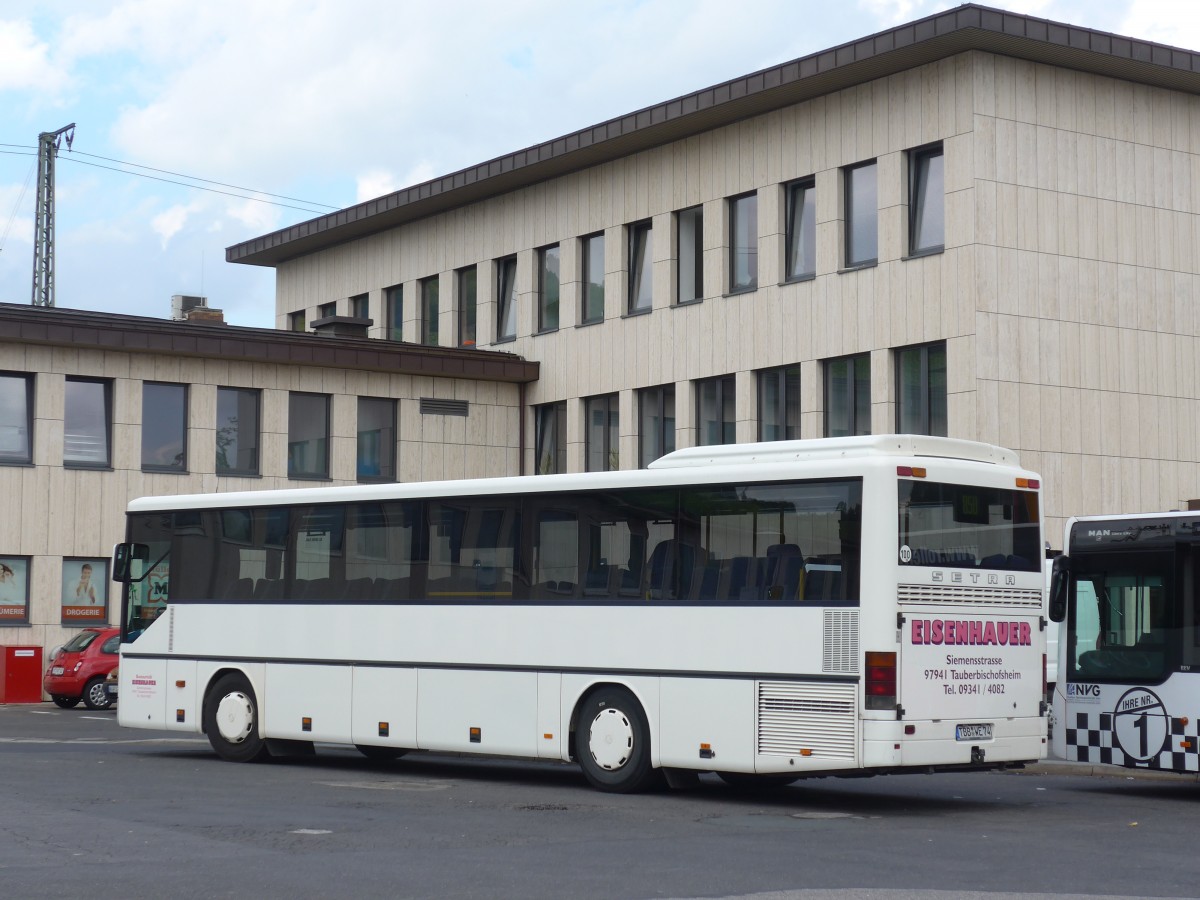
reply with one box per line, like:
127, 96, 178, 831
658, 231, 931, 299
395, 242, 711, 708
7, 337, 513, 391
956, 723, 992, 741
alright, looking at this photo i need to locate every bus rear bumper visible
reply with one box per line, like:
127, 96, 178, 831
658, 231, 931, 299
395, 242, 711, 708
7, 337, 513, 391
864, 717, 1046, 769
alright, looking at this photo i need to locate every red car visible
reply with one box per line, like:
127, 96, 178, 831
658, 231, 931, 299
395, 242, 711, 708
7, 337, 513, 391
43, 627, 121, 710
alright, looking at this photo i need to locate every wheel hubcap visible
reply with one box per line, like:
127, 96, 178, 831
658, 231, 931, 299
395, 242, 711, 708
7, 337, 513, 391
588, 707, 634, 771
215, 691, 254, 744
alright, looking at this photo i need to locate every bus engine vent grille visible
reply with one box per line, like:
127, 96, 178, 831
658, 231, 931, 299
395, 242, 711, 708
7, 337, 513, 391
897, 585, 1042, 608
757, 681, 857, 759
822, 609, 859, 673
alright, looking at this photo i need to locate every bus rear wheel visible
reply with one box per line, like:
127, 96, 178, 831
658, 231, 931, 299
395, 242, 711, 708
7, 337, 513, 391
204, 673, 269, 763
577, 686, 660, 793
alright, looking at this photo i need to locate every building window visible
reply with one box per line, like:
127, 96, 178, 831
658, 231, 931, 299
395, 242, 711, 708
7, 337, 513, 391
896, 342, 947, 436
627, 220, 652, 314
385, 285, 403, 342
580, 233, 605, 324
63, 377, 111, 468
141, 382, 187, 472
216, 387, 260, 476
696, 375, 735, 447
585, 394, 619, 472
638, 384, 675, 467
288, 392, 330, 479
785, 179, 816, 281
534, 402, 567, 475
825, 354, 871, 438
909, 144, 945, 256
496, 256, 518, 341
676, 206, 703, 304
537, 244, 560, 333
357, 396, 396, 482
458, 266, 477, 347
420, 276, 439, 346
289, 310, 306, 332
728, 192, 758, 293
0, 372, 33, 465
318, 301, 337, 319
844, 160, 878, 268
350, 293, 369, 319
758, 366, 800, 442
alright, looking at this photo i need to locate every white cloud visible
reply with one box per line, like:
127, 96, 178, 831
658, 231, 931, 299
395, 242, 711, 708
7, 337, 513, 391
151, 202, 193, 248
355, 168, 399, 203
0, 18, 64, 92
1120, 0, 1200, 48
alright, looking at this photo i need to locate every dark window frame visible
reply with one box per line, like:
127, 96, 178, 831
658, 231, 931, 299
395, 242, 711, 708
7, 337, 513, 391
318, 301, 337, 319
908, 142, 945, 258
215, 386, 261, 477
534, 401, 567, 475
63, 376, 113, 470
357, 396, 397, 483
496, 255, 518, 342
638, 384, 676, 468
757, 365, 801, 442
695, 375, 736, 447
843, 160, 878, 269
675, 206, 703, 305
627, 220, 653, 315
288, 310, 307, 332
895, 341, 948, 437
141, 381, 189, 473
287, 391, 331, 481
349, 293, 369, 320
824, 354, 871, 438
385, 285, 404, 342
457, 266, 478, 347
537, 244, 560, 334
579, 233, 605, 325
784, 178, 817, 282
0, 371, 34, 466
584, 393, 620, 472
419, 275, 440, 346
727, 192, 758, 294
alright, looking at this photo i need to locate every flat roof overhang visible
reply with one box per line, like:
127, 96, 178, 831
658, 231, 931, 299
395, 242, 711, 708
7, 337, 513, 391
0, 303, 540, 384
226, 3, 1200, 268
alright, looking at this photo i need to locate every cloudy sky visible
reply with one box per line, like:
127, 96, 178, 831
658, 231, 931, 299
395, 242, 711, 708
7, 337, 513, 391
1, 0, 1196, 328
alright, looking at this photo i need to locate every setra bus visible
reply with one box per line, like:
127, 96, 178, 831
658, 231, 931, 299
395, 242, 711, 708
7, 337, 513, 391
1049, 510, 1200, 772
111, 435, 1047, 792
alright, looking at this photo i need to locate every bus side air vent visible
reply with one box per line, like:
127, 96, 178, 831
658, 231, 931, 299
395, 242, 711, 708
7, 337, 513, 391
757, 682, 857, 759
823, 610, 859, 674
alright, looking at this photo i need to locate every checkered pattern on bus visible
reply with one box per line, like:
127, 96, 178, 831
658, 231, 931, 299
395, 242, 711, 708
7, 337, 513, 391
1064, 710, 1200, 772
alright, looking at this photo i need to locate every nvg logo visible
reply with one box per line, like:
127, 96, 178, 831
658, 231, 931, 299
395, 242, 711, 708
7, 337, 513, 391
1067, 683, 1101, 698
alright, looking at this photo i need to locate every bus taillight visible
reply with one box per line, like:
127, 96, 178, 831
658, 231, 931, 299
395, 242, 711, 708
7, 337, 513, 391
865, 651, 897, 710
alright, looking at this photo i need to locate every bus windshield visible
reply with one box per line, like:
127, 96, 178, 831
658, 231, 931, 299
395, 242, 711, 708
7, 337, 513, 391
1068, 563, 1171, 683
897, 480, 1039, 571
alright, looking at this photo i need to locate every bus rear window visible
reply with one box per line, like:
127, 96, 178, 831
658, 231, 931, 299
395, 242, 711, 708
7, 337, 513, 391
898, 481, 1039, 571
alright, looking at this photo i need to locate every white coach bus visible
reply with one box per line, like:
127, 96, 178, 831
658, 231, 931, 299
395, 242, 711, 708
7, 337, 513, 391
112, 435, 1047, 792
1049, 511, 1200, 773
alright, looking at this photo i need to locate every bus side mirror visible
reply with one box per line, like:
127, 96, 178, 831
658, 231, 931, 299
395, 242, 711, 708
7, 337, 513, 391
1048, 554, 1070, 623
112, 543, 150, 583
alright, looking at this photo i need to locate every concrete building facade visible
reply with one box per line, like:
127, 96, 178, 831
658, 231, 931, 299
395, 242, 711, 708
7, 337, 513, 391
229, 5, 1200, 541
0, 303, 536, 659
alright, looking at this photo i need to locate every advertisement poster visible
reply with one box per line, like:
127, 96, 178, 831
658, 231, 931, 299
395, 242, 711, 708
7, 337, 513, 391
61, 558, 108, 625
0, 556, 30, 622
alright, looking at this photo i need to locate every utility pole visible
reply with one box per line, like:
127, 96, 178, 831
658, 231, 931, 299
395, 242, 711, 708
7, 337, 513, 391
30, 123, 75, 307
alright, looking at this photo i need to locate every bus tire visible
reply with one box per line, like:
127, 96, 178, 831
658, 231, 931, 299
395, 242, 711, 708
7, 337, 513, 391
577, 686, 660, 793
204, 673, 269, 763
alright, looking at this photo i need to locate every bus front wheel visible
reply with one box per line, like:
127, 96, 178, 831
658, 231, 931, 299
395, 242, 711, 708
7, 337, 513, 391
204, 673, 269, 763
577, 686, 660, 793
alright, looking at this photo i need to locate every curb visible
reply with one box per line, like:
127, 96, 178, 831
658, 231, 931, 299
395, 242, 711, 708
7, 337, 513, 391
1021, 759, 1200, 782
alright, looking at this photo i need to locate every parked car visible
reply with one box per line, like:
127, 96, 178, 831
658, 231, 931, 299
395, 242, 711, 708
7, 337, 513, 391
43, 627, 120, 710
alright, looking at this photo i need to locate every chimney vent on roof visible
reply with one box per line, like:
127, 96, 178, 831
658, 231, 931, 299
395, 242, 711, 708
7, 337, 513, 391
171, 294, 207, 320
311, 315, 371, 338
